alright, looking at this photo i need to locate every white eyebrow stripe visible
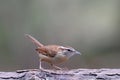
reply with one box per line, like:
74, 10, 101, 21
59, 46, 75, 51
59, 46, 70, 49
59, 46, 66, 49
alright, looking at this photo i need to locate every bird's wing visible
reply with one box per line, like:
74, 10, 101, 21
36, 46, 58, 57
25, 34, 44, 47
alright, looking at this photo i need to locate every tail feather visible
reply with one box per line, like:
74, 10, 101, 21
25, 34, 44, 47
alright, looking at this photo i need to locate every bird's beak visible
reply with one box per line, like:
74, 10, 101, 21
75, 50, 81, 55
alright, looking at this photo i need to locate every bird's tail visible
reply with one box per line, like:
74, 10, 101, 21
25, 34, 44, 47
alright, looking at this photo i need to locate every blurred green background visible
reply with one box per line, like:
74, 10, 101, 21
0, 0, 120, 71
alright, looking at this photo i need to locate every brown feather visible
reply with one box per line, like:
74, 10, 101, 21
25, 34, 44, 47
36, 45, 61, 57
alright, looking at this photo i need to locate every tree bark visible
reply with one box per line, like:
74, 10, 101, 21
0, 69, 120, 80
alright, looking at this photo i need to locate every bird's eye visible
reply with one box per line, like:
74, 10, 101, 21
67, 49, 72, 52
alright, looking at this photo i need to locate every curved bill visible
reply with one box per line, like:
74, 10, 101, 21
75, 50, 81, 55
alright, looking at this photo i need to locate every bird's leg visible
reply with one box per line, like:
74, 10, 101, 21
51, 64, 62, 70
39, 59, 44, 70
39, 59, 41, 69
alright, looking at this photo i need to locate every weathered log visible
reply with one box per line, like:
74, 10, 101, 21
0, 69, 120, 80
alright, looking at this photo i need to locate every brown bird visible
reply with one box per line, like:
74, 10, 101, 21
25, 34, 81, 70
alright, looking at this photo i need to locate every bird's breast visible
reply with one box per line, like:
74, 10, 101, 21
39, 53, 68, 64
52, 54, 68, 64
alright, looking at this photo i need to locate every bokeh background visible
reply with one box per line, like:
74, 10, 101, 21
0, 0, 120, 71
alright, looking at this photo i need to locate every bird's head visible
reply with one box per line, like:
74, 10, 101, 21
58, 46, 81, 58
